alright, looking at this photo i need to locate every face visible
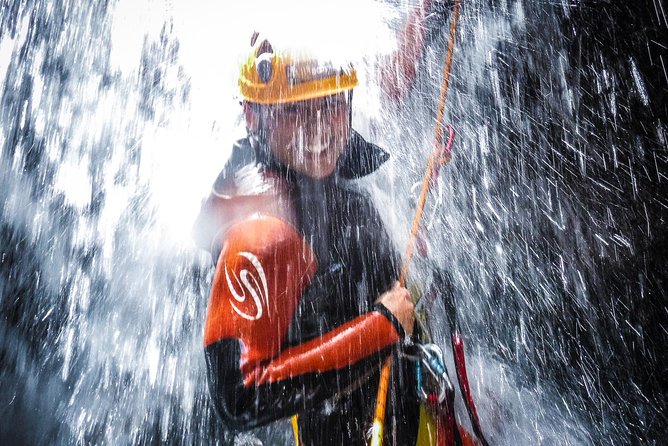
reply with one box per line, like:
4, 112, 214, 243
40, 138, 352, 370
249, 93, 350, 179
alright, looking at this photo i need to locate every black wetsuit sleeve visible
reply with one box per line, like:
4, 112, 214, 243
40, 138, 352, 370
205, 338, 391, 430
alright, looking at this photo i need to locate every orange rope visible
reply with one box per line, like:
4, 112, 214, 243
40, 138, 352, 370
370, 1, 461, 445
434, 0, 460, 148
399, 0, 461, 288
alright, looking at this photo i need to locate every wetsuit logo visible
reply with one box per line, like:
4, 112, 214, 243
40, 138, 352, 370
225, 252, 270, 320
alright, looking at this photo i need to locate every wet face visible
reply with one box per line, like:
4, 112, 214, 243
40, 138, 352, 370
248, 93, 350, 179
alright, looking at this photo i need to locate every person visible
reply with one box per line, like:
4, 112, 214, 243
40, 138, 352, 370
193, 2, 454, 444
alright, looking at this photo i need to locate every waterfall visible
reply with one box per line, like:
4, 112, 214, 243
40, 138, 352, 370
1, 1, 665, 444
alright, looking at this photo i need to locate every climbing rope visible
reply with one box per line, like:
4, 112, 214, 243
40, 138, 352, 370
370, 1, 461, 445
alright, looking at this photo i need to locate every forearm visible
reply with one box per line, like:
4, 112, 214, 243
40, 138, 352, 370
246, 306, 404, 386
206, 338, 320, 430
205, 307, 404, 430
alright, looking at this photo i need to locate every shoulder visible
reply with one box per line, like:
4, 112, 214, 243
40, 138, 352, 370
193, 138, 296, 256
205, 215, 318, 353
223, 215, 313, 265
211, 215, 318, 327
212, 138, 274, 197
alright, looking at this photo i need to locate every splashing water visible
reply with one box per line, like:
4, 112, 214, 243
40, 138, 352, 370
1, 1, 665, 445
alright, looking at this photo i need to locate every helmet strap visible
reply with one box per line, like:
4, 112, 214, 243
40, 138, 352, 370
348, 90, 354, 130
245, 102, 269, 148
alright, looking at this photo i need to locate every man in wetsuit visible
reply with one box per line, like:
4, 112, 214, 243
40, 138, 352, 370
193, 2, 454, 444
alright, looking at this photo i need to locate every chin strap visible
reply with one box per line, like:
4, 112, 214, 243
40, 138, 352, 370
348, 89, 354, 129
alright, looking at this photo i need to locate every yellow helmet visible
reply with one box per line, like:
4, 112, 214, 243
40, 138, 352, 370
239, 32, 358, 105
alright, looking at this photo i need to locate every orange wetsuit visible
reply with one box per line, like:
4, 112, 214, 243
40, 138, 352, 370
194, 133, 419, 445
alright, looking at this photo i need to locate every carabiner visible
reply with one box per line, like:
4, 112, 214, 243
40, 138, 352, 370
416, 343, 454, 404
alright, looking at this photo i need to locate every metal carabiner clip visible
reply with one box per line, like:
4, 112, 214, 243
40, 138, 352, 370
416, 343, 454, 404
